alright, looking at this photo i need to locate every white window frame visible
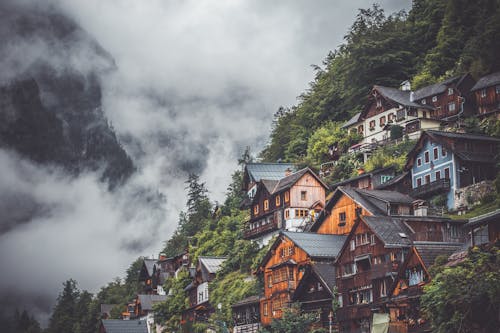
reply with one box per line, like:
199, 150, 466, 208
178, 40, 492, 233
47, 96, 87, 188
448, 87, 453, 95
433, 147, 439, 160
448, 102, 456, 112
481, 89, 487, 97
432, 96, 438, 102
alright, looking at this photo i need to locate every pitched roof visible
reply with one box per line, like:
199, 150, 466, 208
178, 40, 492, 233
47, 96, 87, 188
414, 242, 465, 268
374, 85, 427, 109
466, 209, 500, 228
231, 295, 261, 308
426, 130, 500, 142
272, 167, 328, 194
311, 262, 336, 293
137, 294, 168, 311
101, 320, 148, 333
412, 75, 465, 100
282, 231, 347, 259
245, 163, 296, 183
356, 188, 415, 205
331, 166, 395, 189
362, 216, 413, 247
375, 171, 409, 190
342, 112, 361, 128
143, 259, 157, 277
261, 179, 279, 193
471, 71, 500, 91
199, 256, 227, 274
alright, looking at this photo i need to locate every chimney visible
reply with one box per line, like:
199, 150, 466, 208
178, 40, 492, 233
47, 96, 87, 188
285, 168, 292, 177
357, 168, 365, 175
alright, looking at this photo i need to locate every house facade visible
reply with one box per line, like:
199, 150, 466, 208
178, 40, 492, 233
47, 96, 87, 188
258, 231, 346, 327
405, 130, 500, 210
470, 71, 500, 118
243, 168, 328, 247
232, 295, 261, 333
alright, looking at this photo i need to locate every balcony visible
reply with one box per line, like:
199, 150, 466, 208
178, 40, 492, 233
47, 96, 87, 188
411, 178, 450, 198
243, 220, 279, 239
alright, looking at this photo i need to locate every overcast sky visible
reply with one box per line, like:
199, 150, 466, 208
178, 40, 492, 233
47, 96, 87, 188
0, 0, 410, 324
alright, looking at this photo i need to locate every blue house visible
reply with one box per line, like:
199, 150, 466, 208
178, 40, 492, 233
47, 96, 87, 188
405, 131, 500, 210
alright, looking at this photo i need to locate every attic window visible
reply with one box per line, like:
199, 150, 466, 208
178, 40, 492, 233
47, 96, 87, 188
301, 191, 307, 201
481, 89, 487, 98
421, 99, 426, 105
448, 88, 454, 95
284, 191, 290, 202
338, 212, 346, 226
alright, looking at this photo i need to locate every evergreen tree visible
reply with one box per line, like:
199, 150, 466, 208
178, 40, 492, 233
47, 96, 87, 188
47, 279, 80, 333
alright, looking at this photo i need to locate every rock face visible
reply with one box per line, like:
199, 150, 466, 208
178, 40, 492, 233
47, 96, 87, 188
0, 3, 135, 188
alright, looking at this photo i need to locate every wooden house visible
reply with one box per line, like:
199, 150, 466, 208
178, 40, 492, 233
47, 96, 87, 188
182, 256, 227, 326
334, 214, 465, 333
291, 262, 337, 329
331, 166, 396, 191
464, 209, 500, 247
138, 258, 160, 294
405, 130, 500, 210
308, 186, 416, 236
412, 73, 476, 121
343, 85, 439, 152
244, 167, 328, 247
232, 295, 261, 333
133, 294, 168, 318
387, 243, 463, 333
470, 71, 500, 118
258, 231, 346, 327
242, 162, 296, 194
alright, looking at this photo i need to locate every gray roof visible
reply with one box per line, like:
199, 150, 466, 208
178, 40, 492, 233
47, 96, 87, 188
245, 163, 296, 182
471, 71, 500, 91
100, 304, 116, 315
362, 216, 413, 247
282, 231, 347, 258
414, 242, 465, 268
101, 320, 148, 333
261, 179, 279, 193
137, 294, 168, 311
412, 75, 464, 100
375, 85, 427, 109
331, 166, 395, 189
311, 262, 336, 293
199, 256, 227, 274
356, 188, 415, 205
466, 209, 500, 228
342, 112, 361, 128
339, 187, 387, 215
231, 295, 261, 308
426, 130, 500, 142
143, 259, 157, 277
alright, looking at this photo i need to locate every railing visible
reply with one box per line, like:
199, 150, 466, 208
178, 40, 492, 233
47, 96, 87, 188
243, 220, 279, 239
411, 178, 450, 198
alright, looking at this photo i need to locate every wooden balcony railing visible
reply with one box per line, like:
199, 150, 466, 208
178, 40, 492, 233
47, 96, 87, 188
411, 178, 450, 198
243, 220, 279, 239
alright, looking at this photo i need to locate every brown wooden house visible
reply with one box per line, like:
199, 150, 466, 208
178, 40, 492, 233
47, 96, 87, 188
412, 73, 476, 121
387, 243, 463, 333
464, 209, 500, 247
292, 262, 337, 329
334, 214, 465, 333
331, 166, 396, 191
232, 295, 261, 333
470, 71, 500, 118
138, 258, 160, 295
258, 231, 346, 327
182, 256, 227, 327
244, 167, 328, 246
308, 186, 416, 236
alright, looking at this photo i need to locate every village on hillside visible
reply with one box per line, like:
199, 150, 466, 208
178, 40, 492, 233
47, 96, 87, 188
99, 72, 500, 333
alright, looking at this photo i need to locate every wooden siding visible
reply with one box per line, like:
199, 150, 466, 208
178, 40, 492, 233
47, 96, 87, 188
476, 86, 500, 114
289, 174, 326, 207
260, 236, 311, 326
317, 194, 372, 235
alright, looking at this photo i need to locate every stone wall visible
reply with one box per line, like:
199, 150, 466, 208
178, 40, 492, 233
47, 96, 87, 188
454, 180, 494, 210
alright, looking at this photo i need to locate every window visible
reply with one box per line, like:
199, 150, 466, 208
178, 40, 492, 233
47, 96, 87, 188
369, 120, 376, 130
284, 191, 290, 202
300, 191, 307, 201
379, 116, 386, 126
444, 167, 450, 179
285, 209, 290, 219
422, 111, 427, 118
425, 174, 431, 184
433, 147, 439, 160
435, 170, 441, 180
350, 240, 355, 251
496, 86, 500, 94
355, 233, 370, 246
254, 205, 259, 215
424, 151, 430, 163
371, 234, 376, 245
442, 147, 447, 157
343, 263, 355, 276
267, 275, 272, 288
481, 89, 487, 97
339, 212, 346, 226
275, 195, 281, 206
358, 125, 364, 134
388, 113, 394, 122
380, 280, 387, 297
264, 200, 269, 211
263, 302, 268, 316
295, 209, 308, 217
448, 102, 456, 112
417, 158, 422, 167
376, 99, 382, 107
416, 177, 422, 187
421, 99, 426, 105
432, 96, 438, 102
380, 175, 393, 184
448, 87, 454, 95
